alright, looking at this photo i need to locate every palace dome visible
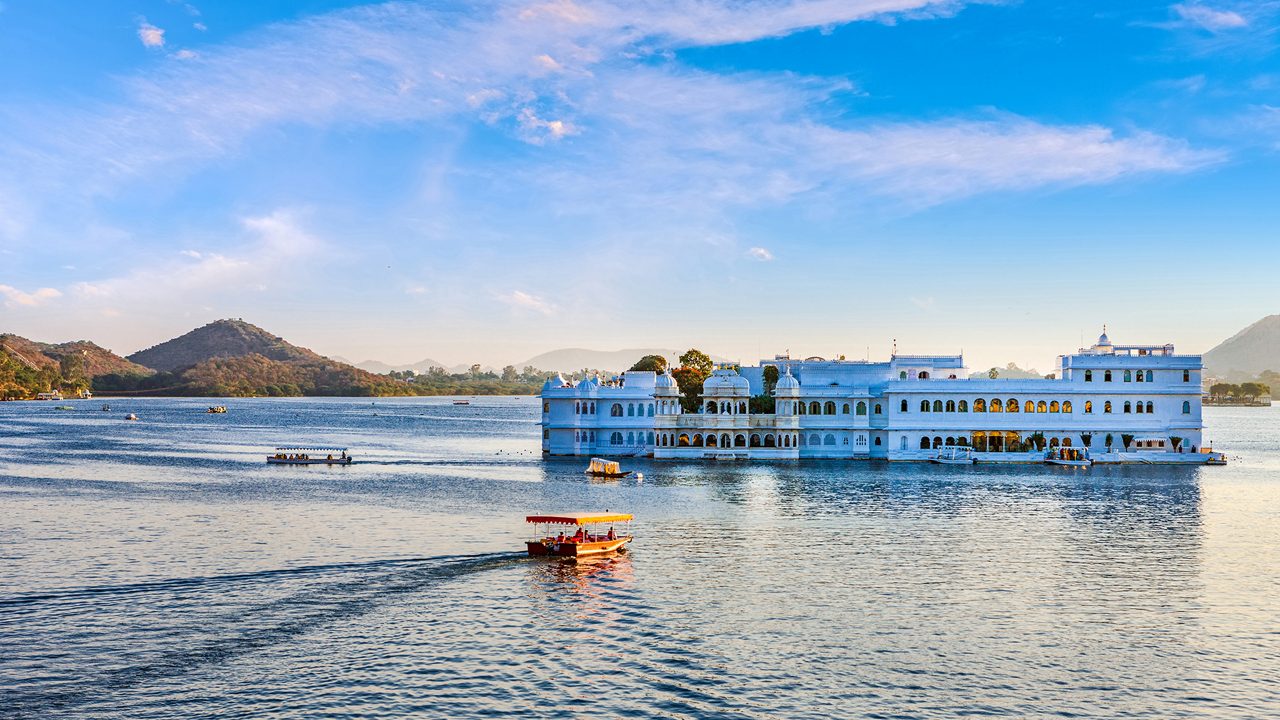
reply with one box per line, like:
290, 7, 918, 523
1096, 327, 1112, 347
654, 368, 679, 394
702, 367, 749, 396
774, 367, 800, 396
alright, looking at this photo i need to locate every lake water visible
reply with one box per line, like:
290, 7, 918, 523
2, 397, 1278, 718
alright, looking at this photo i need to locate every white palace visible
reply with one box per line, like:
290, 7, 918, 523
539, 331, 1220, 463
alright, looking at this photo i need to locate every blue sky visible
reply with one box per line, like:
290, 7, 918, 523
1, 0, 1278, 372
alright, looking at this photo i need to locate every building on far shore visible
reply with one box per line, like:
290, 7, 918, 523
540, 331, 1220, 464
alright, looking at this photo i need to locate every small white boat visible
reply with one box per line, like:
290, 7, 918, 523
1045, 447, 1090, 467
584, 457, 631, 478
453, 400, 471, 405
267, 447, 353, 465
124, 413, 138, 421
930, 445, 974, 465
35, 391, 63, 401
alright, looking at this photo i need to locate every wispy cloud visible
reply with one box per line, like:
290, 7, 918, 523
137, 20, 166, 48
747, 246, 775, 261
1170, 3, 1248, 32
499, 289, 557, 315
0, 284, 61, 307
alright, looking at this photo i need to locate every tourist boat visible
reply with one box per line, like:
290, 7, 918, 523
584, 457, 632, 478
526, 513, 633, 558
124, 413, 138, 421
1045, 447, 1091, 467
35, 391, 63, 401
101, 404, 111, 411
267, 447, 353, 465
453, 400, 471, 405
930, 445, 974, 465
206, 405, 228, 413
54, 405, 74, 411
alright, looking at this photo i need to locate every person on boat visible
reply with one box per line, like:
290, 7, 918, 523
573, 527, 585, 543
555, 531, 565, 544
607, 527, 616, 540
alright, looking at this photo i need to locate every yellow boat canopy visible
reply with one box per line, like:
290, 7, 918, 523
526, 513, 633, 525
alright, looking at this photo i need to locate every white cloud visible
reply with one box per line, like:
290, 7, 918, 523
910, 295, 936, 310
1171, 3, 1248, 31
747, 246, 774, 261
499, 289, 556, 315
174, 49, 198, 60
137, 20, 166, 48
0, 284, 61, 307
194, 22, 207, 31
517, 108, 578, 143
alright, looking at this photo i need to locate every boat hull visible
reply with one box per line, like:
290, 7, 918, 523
1045, 459, 1091, 467
267, 457, 353, 465
527, 536, 632, 558
930, 458, 974, 465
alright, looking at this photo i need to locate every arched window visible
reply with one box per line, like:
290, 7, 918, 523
933, 436, 943, 449
1136, 403, 1144, 414
1136, 371, 1144, 383
1050, 437, 1059, 448
627, 403, 635, 416
1049, 401, 1060, 413
945, 436, 955, 446
1062, 438, 1072, 447
918, 371, 930, 379
627, 431, 634, 444
856, 401, 867, 415
1124, 401, 1132, 413
933, 400, 943, 412
824, 434, 836, 446
1183, 370, 1190, 383
809, 433, 820, 446
958, 400, 968, 412
1006, 399, 1018, 413
901, 400, 909, 413
919, 436, 931, 449
648, 404, 655, 416
765, 434, 776, 447
1085, 370, 1093, 382
974, 398, 986, 412
739, 402, 747, 414
721, 434, 731, 448
750, 434, 761, 447
989, 398, 1003, 413
693, 434, 703, 447
921, 400, 930, 412
946, 400, 955, 412
824, 401, 836, 415
1063, 401, 1072, 413
875, 437, 882, 446
1104, 401, 1112, 413
1146, 370, 1154, 382
1037, 401, 1048, 413
543, 402, 550, 413
1146, 401, 1154, 413
706, 434, 718, 447
874, 403, 883, 414
842, 403, 851, 415
589, 403, 595, 414
610, 432, 623, 445
1124, 370, 1132, 382
575, 402, 581, 414
810, 401, 821, 415
735, 434, 747, 447
1025, 400, 1034, 413
1084, 401, 1093, 413
647, 431, 654, 445
610, 403, 623, 417
1182, 401, 1191, 414
706, 401, 717, 414
798, 402, 806, 415
899, 371, 907, 380
1104, 370, 1112, 382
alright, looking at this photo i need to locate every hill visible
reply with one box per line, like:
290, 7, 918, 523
1, 333, 154, 399
1204, 314, 1280, 377
969, 362, 1045, 380
349, 358, 450, 375
128, 319, 322, 373
514, 348, 731, 374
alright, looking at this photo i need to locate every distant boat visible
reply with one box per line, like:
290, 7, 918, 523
206, 405, 227, 414
124, 413, 138, 421
1045, 447, 1091, 467
453, 400, 471, 405
267, 447, 353, 465
101, 404, 111, 411
54, 405, 75, 411
35, 392, 63, 401
930, 445, 974, 465
584, 457, 632, 478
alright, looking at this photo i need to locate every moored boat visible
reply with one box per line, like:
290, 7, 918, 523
124, 413, 138, 421
206, 405, 228, 414
1045, 447, 1091, 467
267, 447, 353, 465
584, 457, 632, 477
453, 400, 471, 405
526, 513, 633, 558
930, 445, 974, 465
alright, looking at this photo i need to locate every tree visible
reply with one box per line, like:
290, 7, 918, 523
502, 365, 517, 382
1169, 436, 1183, 451
1105, 433, 1114, 449
762, 365, 779, 395
1210, 382, 1233, 398
1081, 433, 1093, 448
469, 364, 482, 377
671, 366, 706, 413
1241, 382, 1266, 399
988, 368, 999, 379
679, 349, 713, 376
629, 355, 668, 374
1121, 433, 1134, 450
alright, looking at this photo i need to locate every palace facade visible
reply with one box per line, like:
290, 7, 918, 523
540, 331, 1212, 462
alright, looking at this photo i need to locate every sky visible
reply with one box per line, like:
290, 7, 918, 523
1, 0, 1278, 372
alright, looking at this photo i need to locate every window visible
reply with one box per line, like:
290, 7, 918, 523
610, 403, 623, 417
1085, 370, 1093, 382
648, 404, 655, 417
809, 433, 820, 446
1105, 370, 1112, 382
575, 402, 581, 414
842, 403, 851, 415
798, 402, 806, 415
918, 371, 930, 379
824, 401, 836, 415
1025, 400, 1035, 413
810, 401, 821, 415
765, 434, 776, 447
543, 429, 549, 439
919, 436, 931, 449
824, 434, 836, 446
921, 400, 930, 412
946, 400, 955, 412
627, 403, 635, 416
1136, 371, 1144, 383
875, 437, 882, 446
543, 402, 550, 413
1084, 401, 1092, 413
1104, 401, 1112, 413
900, 436, 907, 450
901, 399, 909, 413
1135, 403, 1143, 414
706, 434, 717, 447
1037, 401, 1048, 413
739, 402, 747, 414
875, 404, 883, 414
610, 432, 623, 446
1124, 370, 1132, 382
974, 398, 986, 412
899, 371, 907, 380
933, 436, 943, 449
1063, 401, 1072, 413
706, 401, 717, 414
647, 431, 654, 445
735, 434, 747, 447
1006, 399, 1018, 413
958, 400, 968, 412
1146, 401, 1154, 413
1124, 401, 1132, 413
590, 403, 595, 414
1146, 370, 1154, 382
933, 400, 943, 412
856, 401, 867, 416
1183, 370, 1190, 383
1183, 400, 1191, 414
1049, 401, 1060, 413
989, 398, 1003, 413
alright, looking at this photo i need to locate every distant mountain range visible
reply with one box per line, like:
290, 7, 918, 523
512, 348, 731, 374
0, 333, 151, 377
337, 357, 455, 375
1203, 314, 1280, 377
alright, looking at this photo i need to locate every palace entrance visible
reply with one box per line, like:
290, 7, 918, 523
972, 431, 1021, 452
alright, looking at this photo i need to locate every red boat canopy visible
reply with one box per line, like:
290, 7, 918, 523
525, 513, 633, 525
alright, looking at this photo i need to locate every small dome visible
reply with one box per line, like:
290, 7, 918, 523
655, 368, 676, 388
702, 366, 749, 396
774, 367, 800, 396
576, 376, 596, 392
1096, 326, 1112, 347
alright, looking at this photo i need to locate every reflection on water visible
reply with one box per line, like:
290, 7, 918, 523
1, 398, 1278, 718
